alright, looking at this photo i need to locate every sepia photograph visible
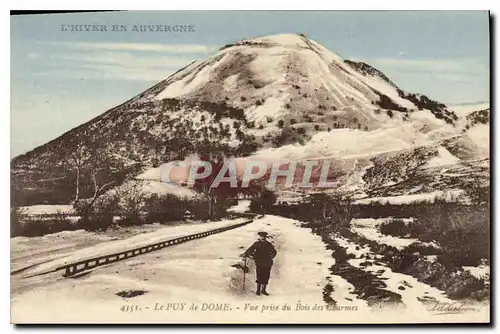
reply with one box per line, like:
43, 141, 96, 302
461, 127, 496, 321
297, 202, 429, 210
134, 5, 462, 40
9, 10, 491, 324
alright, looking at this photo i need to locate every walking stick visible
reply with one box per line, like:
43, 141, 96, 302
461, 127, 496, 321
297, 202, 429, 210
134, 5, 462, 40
242, 256, 247, 291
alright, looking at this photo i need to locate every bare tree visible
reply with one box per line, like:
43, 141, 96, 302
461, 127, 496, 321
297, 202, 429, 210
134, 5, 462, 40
66, 142, 89, 202
69, 138, 131, 218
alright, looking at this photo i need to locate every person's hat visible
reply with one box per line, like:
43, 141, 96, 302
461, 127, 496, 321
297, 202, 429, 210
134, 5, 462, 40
257, 231, 268, 237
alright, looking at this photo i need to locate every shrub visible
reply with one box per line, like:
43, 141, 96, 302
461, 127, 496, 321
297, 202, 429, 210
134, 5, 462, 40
52, 209, 75, 228
116, 183, 147, 226
356, 200, 490, 267
235, 129, 245, 141
387, 110, 394, 118
376, 93, 408, 113
188, 198, 213, 221
10, 206, 26, 237
144, 193, 186, 223
249, 189, 277, 214
380, 219, 409, 237
440, 228, 490, 267
240, 96, 247, 102
272, 126, 303, 147
18, 217, 51, 237
463, 182, 490, 206
74, 195, 119, 231
278, 120, 285, 128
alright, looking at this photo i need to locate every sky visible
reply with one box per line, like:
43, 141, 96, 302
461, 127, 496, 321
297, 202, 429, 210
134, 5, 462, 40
10, 11, 490, 157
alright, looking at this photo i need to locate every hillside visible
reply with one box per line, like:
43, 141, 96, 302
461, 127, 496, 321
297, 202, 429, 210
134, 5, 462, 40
11, 33, 474, 205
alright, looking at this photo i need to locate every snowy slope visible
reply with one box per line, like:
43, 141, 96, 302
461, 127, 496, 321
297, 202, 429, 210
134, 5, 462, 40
147, 33, 456, 134
11, 33, 475, 206
449, 101, 490, 118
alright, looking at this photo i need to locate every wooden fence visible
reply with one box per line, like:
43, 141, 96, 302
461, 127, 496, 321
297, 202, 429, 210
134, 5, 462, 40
58, 214, 258, 278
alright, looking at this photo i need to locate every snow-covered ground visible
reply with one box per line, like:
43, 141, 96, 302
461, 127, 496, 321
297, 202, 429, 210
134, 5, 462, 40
11, 213, 488, 323
463, 265, 490, 280
109, 179, 200, 199
425, 146, 460, 168
11, 229, 116, 274
12, 201, 250, 276
350, 218, 422, 251
227, 200, 251, 213
466, 123, 490, 152
353, 189, 466, 205
20, 205, 74, 215
11, 215, 363, 323
449, 101, 489, 118
20, 218, 249, 277
334, 234, 488, 321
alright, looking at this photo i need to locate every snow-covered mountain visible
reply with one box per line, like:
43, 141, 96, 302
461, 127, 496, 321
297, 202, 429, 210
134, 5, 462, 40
11, 33, 487, 205
448, 101, 490, 118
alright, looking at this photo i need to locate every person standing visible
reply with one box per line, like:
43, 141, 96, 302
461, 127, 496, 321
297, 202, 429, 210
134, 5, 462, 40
242, 231, 277, 295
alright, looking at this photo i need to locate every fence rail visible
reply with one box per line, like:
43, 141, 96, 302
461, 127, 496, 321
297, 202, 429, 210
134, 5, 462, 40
58, 214, 259, 278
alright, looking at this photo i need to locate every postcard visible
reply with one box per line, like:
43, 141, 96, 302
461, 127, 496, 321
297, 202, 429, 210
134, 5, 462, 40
10, 10, 490, 324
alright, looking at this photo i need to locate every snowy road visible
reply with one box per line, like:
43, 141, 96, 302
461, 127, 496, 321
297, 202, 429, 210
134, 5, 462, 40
11, 214, 489, 323
12, 215, 364, 323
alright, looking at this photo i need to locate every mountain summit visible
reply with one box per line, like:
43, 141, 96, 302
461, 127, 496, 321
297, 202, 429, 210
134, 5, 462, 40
136, 33, 458, 132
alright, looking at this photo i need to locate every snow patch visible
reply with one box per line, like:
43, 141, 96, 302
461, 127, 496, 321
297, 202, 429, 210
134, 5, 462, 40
351, 219, 418, 251
353, 189, 466, 205
227, 200, 251, 213
466, 124, 489, 152
20, 205, 74, 215
156, 56, 224, 99
223, 74, 239, 92
462, 265, 490, 280
425, 146, 460, 168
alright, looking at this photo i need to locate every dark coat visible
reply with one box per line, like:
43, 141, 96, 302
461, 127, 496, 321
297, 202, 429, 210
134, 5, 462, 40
244, 239, 277, 267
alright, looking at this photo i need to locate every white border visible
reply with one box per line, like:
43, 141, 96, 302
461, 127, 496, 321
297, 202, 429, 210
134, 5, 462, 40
2, 2, 497, 333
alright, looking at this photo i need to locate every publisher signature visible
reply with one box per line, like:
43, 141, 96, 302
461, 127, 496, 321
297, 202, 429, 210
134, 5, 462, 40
428, 301, 480, 315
